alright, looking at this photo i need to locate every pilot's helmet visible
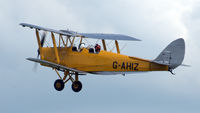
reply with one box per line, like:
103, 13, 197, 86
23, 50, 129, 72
80, 43, 85, 49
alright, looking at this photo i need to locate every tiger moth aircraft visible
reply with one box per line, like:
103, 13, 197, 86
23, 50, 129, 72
20, 23, 185, 92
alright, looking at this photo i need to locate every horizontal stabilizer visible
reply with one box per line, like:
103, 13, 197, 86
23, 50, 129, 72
180, 64, 191, 67
152, 61, 170, 66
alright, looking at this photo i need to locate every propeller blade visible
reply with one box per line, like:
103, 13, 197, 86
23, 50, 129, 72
41, 32, 46, 47
33, 32, 47, 72
33, 62, 38, 72
37, 32, 46, 57
37, 49, 40, 58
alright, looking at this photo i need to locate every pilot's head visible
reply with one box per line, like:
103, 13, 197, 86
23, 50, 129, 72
80, 43, 85, 49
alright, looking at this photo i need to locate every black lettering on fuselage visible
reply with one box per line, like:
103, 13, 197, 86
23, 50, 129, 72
112, 61, 139, 71
126, 62, 132, 70
113, 61, 118, 69
133, 63, 139, 71
121, 62, 125, 69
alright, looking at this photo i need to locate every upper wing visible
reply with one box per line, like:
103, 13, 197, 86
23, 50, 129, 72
27, 58, 87, 74
78, 33, 141, 41
20, 23, 141, 41
20, 23, 74, 36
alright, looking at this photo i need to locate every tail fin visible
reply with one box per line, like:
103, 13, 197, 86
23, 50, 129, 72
153, 38, 185, 69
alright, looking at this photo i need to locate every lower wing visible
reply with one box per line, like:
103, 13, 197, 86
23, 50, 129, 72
27, 58, 87, 74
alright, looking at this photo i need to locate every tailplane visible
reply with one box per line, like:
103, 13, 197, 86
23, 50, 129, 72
153, 38, 185, 70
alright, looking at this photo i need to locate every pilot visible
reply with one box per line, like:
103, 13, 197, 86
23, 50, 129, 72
95, 44, 101, 53
79, 43, 85, 52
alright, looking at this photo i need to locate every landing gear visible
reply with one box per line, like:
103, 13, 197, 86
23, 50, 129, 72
54, 79, 64, 91
72, 81, 82, 92
53, 70, 83, 92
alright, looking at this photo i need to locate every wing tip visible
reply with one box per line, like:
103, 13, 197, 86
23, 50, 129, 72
129, 37, 141, 41
26, 57, 37, 62
19, 23, 26, 27
134, 38, 142, 41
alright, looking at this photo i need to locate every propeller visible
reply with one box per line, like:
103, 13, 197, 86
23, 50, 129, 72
34, 32, 46, 72
37, 32, 46, 58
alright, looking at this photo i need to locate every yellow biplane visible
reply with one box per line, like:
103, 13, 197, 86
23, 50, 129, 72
20, 23, 185, 92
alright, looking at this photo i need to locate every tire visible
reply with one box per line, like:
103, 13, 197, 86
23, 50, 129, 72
54, 79, 64, 91
71, 81, 82, 92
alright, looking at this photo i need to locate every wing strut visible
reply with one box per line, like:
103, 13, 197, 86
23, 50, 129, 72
51, 32, 60, 64
35, 29, 42, 50
115, 40, 120, 54
102, 39, 107, 51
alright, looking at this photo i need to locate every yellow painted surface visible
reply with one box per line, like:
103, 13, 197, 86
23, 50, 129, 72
51, 32, 60, 64
40, 47, 168, 73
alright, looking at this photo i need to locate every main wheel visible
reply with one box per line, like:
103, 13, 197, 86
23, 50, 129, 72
71, 81, 82, 92
54, 79, 64, 91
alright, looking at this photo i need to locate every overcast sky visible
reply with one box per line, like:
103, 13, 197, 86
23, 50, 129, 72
0, 0, 200, 113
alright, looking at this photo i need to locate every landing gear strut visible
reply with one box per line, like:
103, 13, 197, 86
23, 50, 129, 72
54, 69, 83, 92
71, 74, 82, 92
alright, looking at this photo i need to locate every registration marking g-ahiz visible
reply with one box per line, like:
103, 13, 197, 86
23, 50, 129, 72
112, 61, 139, 71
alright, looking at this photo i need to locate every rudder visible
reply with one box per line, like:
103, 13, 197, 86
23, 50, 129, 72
153, 38, 185, 69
